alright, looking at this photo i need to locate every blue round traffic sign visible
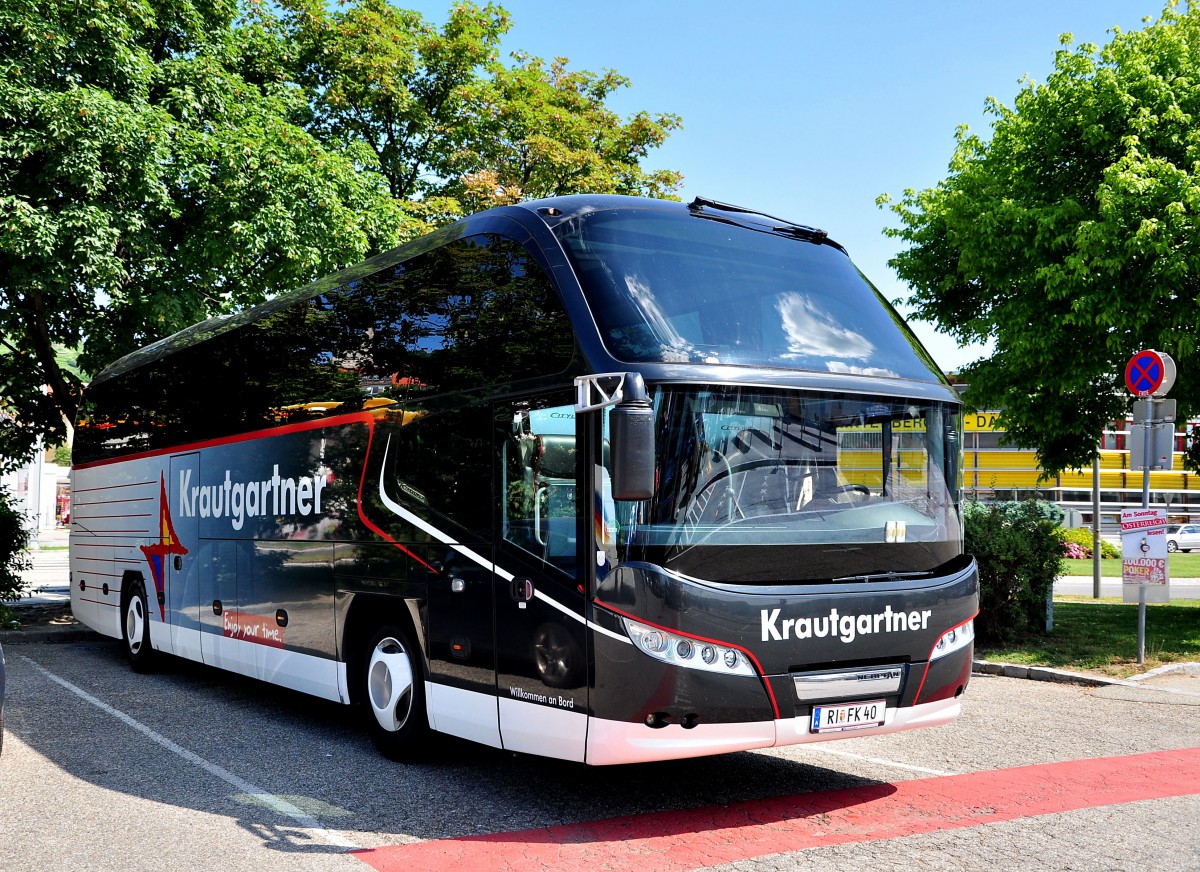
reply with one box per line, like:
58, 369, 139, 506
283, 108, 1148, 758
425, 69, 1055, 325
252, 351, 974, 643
1125, 349, 1175, 397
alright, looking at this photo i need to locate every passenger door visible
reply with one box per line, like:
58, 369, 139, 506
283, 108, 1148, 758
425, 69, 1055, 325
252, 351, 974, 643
167, 453, 202, 661
494, 396, 589, 762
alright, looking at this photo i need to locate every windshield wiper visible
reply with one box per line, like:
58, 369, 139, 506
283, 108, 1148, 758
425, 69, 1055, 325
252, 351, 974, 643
830, 569, 936, 583
688, 197, 834, 247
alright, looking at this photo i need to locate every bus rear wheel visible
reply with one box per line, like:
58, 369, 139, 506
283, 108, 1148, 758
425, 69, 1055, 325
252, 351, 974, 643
122, 579, 156, 673
360, 625, 428, 761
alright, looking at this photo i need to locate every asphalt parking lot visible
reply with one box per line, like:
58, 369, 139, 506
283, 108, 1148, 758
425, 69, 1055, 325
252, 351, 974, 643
5, 541, 1199, 870
2, 628, 1197, 872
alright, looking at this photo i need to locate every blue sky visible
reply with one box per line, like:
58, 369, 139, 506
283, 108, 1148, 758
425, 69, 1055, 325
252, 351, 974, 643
409, 0, 1167, 370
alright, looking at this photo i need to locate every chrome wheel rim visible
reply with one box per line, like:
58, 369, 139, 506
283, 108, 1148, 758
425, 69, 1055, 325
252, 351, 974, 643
368, 637, 414, 733
126, 595, 145, 655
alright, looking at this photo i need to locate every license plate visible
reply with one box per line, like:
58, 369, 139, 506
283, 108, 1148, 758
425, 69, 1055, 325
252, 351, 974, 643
811, 699, 887, 733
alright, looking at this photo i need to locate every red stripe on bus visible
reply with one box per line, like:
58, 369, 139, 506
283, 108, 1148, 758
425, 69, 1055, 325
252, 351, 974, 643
913, 610, 979, 702
72, 501, 156, 508
593, 598, 781, 719
73, 513, 153, 520
354, 418, 438, 573
79, 597, 120, 608
72, 481, 157, 493
71, 411, 377, 470
353, 748, 1200, 872
71, 529, 150, 535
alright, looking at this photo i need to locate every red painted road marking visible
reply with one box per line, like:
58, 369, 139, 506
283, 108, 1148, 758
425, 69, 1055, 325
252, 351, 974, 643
353, 748, 1200, 872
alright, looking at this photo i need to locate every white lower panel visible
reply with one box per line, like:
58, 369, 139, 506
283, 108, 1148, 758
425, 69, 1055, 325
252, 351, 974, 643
71, 586, 121, 640
257, 643, 343, 703
171, 621, 203, 663
168, 626, 344, 703
585, 697, 962, 765
425, 682, 502, 749
586, 718, 776, 765
498, 696, 587, 763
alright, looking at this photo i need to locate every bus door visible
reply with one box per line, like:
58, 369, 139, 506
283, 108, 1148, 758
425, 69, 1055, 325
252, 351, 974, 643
167, 453, 202, 661
494, 399, 589, 762
192, 451, 241, 673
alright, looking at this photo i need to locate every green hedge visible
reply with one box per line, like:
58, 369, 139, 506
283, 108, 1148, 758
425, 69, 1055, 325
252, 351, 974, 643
964, 500, 1063, 644
1055, 527, 1120, 558
0, 487, 31, 623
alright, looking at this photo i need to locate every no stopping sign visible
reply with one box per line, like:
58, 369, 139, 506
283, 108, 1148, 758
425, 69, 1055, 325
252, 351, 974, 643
1125, 349, 1176, 397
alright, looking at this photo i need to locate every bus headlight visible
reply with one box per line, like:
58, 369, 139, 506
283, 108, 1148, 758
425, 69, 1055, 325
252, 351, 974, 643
623, 618, 756, 677
930, 619, 974, 661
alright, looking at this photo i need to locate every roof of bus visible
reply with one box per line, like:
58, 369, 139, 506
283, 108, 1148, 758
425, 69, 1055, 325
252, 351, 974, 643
513, 194, 848, 253
90, 194, 856, 387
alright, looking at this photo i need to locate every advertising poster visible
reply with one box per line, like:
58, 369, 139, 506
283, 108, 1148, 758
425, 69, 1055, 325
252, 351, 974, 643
1121, 508, 1171, 603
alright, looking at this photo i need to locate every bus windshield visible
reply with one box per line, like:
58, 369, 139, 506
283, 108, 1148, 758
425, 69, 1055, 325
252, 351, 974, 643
556, 209, 944, 382
604, 386, 963, 584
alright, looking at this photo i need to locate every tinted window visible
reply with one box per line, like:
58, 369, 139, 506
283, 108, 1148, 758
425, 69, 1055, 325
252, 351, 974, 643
318, 234, 577, 399
76, 235, 576, 463
556, 210, 944, 381
381, 402, 494, 540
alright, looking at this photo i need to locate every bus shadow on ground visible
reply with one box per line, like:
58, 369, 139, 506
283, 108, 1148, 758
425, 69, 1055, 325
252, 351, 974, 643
8, 638, 892, 856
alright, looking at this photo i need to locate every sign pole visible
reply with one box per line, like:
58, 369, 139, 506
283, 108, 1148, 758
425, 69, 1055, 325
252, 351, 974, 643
1123, 349, 1176, 667
1138, 398, 1153, 665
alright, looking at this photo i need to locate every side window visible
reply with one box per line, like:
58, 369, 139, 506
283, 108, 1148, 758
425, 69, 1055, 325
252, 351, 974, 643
336, 234, 577, 398
499, 397, 577, 577
77, 235, 576, 463
387, 402, 493, 541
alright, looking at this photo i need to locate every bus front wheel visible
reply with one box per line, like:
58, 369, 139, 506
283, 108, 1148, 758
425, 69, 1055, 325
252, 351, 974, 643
360, 625, 428, 761
122, 579, 156, 673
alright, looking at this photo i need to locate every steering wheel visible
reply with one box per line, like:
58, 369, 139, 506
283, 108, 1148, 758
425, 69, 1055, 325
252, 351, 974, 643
834, 483, 871, 501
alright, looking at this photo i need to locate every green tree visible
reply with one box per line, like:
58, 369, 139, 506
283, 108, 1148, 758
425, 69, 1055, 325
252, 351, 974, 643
880, 5, 1200, 473
452, 52, 682, 213
279, 0, 681, 220
1, 0, 681, 470
0, 486, 31, 620
281, 0, 509, 207
0, 0, 410, 463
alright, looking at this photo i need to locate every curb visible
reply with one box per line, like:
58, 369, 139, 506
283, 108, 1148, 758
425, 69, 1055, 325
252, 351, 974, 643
974, 658, 1200, 690
973, 659, 1117, 687
1, 625, 100, 644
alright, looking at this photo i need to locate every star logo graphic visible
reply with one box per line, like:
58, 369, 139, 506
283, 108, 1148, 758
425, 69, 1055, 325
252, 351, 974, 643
139, 473, 188, 620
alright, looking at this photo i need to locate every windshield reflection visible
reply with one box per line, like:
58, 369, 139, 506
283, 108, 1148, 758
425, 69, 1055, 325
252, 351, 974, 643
557, 210, 943, 381
605, 386, 963, 584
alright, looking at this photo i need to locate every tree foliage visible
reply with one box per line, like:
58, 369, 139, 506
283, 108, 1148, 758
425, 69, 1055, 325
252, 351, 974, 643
0, 0, 410, 465
0, 485, 31, 617
279, 0, 682, 216
880, 5, 1200, 473
0, 0, 680, 471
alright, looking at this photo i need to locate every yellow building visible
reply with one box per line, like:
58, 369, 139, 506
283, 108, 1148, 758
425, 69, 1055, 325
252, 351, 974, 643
963, 411, 1197, 529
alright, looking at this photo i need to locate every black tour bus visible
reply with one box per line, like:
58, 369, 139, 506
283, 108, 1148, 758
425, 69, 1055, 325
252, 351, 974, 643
70, 195, 977, 764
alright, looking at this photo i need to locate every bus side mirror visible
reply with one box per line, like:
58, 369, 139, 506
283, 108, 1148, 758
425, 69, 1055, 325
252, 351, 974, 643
610, 374, 655, 501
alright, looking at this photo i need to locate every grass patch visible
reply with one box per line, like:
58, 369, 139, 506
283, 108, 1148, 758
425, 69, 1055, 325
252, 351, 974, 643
1061, 552, 1200, 577
976, 599, 1200, 678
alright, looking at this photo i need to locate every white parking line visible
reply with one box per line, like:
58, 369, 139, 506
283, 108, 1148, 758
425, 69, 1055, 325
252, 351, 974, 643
19, 655, 360, 850
801, 744, 957, 777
